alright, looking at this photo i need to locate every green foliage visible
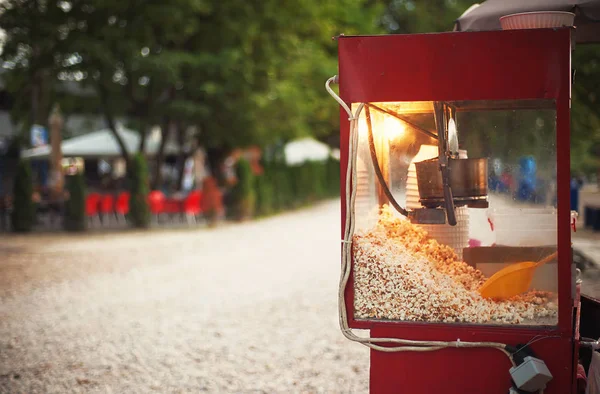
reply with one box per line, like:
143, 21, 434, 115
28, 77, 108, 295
230, 159, 256, 220
378, 0, 476, 34
2, 0, 598, 180
253, 158, 338, 215
309, 161, 327, 200
270, 162, 293, 211
128, 153, 151, 228
0, 0, 383, 161
64, 172, 86, 231
325, 157, 341, 197
571, 44, 600, 176
291, 164, 314, 204
255, 173, 275, 217
11, 159, 35, 232
288, 161, 329, 205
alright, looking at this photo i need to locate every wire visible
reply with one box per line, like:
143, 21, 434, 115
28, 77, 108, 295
325, 76, 352, 118
364, 105, 409, 217
516, 335, 562, 353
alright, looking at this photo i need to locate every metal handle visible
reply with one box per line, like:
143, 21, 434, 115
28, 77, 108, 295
434, 101, 457, 226
442, 172, 457, 226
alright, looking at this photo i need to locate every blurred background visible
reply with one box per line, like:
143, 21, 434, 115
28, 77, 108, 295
0, 0, 598, 227
0, 1, 599, 393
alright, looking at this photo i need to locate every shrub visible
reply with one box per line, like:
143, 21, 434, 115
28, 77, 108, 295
64, 172, 86, 231
229, 158, 256, 220
272, 162, 292, 211
288, 163, 316, 206
308, 161, 328, 200
128, 153, 151, 228
326, 157, 340, 197
255, 173, 274, 217
286, 165, 303, 207
11, 159, 35, 232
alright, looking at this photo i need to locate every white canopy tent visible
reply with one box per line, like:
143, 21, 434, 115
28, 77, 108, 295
20, 126, 180, 159
284, 137, 333, 166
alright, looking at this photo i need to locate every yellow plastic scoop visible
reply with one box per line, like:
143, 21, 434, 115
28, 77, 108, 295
478, 251, 558, 300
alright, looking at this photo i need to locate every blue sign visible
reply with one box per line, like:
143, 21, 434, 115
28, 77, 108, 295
30, 125, 48, 147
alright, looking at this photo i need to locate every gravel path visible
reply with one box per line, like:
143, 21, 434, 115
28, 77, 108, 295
1, 200, 599, 394
0, 201, 369, 394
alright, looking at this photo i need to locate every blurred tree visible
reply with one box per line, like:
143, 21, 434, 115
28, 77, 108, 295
10, 159, 34, 232
1, 0, 382, 180
173, 0, 384, 167
0, 0, 74, 135
377, 0, 475, 33
4, 0, 596, 181
64, 172, 86, 231
0, 0, 210, 164
61, 0, 212, 165
572, 44, 600, 178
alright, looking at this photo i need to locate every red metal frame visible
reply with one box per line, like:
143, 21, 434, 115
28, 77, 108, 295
338, 28, 574, 394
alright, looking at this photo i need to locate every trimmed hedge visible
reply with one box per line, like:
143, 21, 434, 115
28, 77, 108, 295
246, 158, 340, 217
255, 170, 275, 217
11, 159, 35, 232
64, 172, 86, 231
128, 153, 151, 228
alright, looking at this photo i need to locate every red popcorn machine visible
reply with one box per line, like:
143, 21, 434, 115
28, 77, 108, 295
326, 28, 600, 394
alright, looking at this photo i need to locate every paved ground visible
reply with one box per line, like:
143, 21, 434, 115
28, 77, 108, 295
0, 202, 369, 394
572, 229, 600, 297
0, 201, 598, 394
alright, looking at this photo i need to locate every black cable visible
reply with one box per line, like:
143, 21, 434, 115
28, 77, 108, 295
365, 105, 409, 218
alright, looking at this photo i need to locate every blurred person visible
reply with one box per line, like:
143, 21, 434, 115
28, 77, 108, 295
489, 158, 502, 192
222, 149, 243, 186
517, 156, 537, 202
221, 149, 243, 210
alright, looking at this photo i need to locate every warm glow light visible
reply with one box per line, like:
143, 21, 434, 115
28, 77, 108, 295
383, 116, 406, 141
357, 115, 368, 141
353, 103, 408, 142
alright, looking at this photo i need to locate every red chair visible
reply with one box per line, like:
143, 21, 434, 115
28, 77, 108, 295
85, 193, 102, 227
148, 191, 166, 224
115, 192, 130, 224
164, 197, 183, 222
183, 191, 202, 225
99, 194, 115, 226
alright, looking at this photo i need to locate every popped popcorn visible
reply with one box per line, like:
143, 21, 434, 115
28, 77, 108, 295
353, 206, 558, 325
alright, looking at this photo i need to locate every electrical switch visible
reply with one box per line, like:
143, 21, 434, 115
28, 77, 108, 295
509, 356, 553, 392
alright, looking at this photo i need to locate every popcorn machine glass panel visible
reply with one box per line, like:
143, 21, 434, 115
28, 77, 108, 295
352, 99, 558, 326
